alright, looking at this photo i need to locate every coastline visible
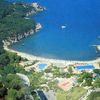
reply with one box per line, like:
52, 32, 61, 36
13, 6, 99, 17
2, 1, 100, 66
3, 44, 100, 65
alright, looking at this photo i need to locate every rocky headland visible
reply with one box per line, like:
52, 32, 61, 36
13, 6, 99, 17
3, 2, 43, 46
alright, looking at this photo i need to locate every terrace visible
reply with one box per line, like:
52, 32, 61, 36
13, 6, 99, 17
57, 77, 77, 91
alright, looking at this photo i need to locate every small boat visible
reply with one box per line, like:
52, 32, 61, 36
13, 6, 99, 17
22, 43, 24, 46
61, 25, 66, 29
43, 7, 46, 10
98, 36, 100, 38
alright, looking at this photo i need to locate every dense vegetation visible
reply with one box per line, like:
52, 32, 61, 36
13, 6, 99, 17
0, 1, 36, 41
0, 0, 39, 99
87, 92, 100, 100
0, 0, 13, 19
0, 0, 100, 100
0, 0, 37, 66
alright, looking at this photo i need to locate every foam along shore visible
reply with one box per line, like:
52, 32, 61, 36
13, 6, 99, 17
96, 45, 100, 51
32, 2, 45, 11
93, 44, 100, 53
3, 45, 100, 66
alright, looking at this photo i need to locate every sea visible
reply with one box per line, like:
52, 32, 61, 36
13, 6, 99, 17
9, 0, 100, 61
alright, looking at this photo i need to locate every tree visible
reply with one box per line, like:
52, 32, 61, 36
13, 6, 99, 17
5, 89, 18, 100
85, 78, 92, 86
0, 53, 10, 67
87, 92, 100, 100
67, 66, 73, 74
0, 65, 15, 76
82, 73, 92, 79
62, 73, 71, 78
93, 78, 100, 88
45, 67, 52, 73
93, 69, 100, 74
7, 52, 21, 63
0, 87, 7, 98
78, 72, 93, 86
6, 74, 24, 90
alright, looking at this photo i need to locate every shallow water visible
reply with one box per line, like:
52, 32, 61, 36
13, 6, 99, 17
9, 0, 100, 61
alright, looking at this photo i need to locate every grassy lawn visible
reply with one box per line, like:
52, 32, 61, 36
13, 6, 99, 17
66, 87, 87, 100
87, 92, 100, 100
56, 87, 87, 100
56, 90, 67, 100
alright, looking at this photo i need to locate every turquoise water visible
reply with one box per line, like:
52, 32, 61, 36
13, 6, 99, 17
10, 0, 100, 61
76, 65, 95, 70
37, 64, 47, 70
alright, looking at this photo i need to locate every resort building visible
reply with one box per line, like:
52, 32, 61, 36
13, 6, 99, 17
19, 61, 33, 67
73, 65, 95, 74
44, 73, 53, 79
24, 65, 35, 72
22, 61, 50, 72
57, 77, 77, 91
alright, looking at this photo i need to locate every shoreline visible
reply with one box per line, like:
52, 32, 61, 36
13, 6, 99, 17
4, 45, 100, 65
2, 1, 100, 66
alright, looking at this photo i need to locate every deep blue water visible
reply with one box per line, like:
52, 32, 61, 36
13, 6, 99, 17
9, 0, 100, 61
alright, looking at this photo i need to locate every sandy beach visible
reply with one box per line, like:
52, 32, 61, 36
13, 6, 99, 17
3, 45, 100, 66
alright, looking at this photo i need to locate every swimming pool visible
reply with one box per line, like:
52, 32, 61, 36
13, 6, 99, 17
76, 65, 95, 70
37, 64, 47, 70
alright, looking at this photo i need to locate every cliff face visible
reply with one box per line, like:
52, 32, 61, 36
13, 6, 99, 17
3, 23, 42, 46
26, 10, 36, 16
3, 29, 34, 45
26, 2, 44, 16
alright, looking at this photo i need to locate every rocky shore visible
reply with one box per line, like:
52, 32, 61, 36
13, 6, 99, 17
26, 2, 45, 16
3, 2, 43, 46
92, 45, 100, 53
96, 45, 100, 52
32, 2, 45, 11
3, 22, 42, 46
